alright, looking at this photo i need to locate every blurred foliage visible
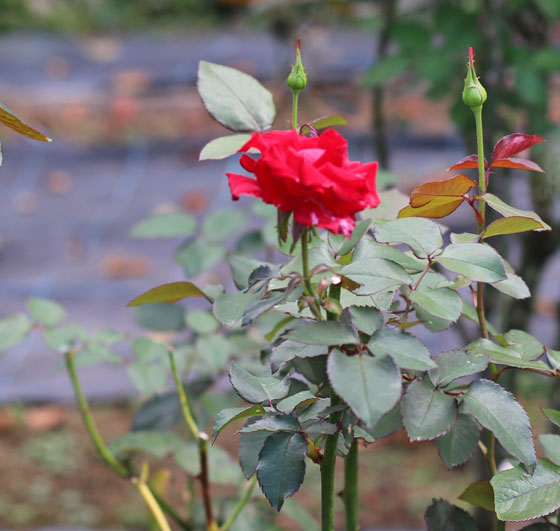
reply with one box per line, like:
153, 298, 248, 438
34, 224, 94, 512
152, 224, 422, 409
0, 0, 240, 33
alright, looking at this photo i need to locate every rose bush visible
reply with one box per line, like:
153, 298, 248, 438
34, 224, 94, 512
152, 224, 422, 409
226, 128, 380, 236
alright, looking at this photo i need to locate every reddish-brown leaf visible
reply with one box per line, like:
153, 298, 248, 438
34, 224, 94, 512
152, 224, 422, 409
410, 174, 477, 207
398, 197, 465, 219
491, 133, 544, 163
490, 157, 544, 173
448, 154, 488, 171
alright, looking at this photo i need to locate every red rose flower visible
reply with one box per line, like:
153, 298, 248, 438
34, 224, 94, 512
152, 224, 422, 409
226, 128, 380, 237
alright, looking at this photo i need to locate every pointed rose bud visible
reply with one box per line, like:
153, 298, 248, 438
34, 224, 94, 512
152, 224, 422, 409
462, 47, 487, 111
287, 39, 307, 93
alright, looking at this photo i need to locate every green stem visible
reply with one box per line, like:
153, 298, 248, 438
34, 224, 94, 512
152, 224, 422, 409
169, 349, 217, 531
169, 349, 200, 439
148, 486, 192, 531
135, 467, 172, 531
219, 475, 257, 531
486, 430, 498, 476
292, 91, 299, 130
321, 391, 341, 531
65, 351, 129, 478
344, 439, 359, 531
497, 520, 506, 531
301, 228, 323, 319
321, 284, 343, 531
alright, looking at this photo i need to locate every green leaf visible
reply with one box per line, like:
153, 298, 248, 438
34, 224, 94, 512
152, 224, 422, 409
270, 341, 328, 371
199, 134, 251, 160
348, 306, 383, 335
256, 432, 307, 511
368, 328, 436, 370
539, 435, 560, 466
429, 350, 489, 388
327, 349, 401, 428
424, 498, 476, 530
492, 273, 530, 299
468, 339, 549, 371
504, 329, 544, 360
109, 431, 182, 459
242, 292, 291, 327
239, 418, 270, 479
175, 240, 224, 277
229, 363, 290, 404
240, 414, 300, 433
130, 212, 196, 238
409, 287, 463, 322
308, 114, 348, 130
195, 334, 232, 373
75, 343, 121, 367
462, 379, 536, 472
213, 405, 266, 441
415, 306, 453, 332
127, 281, 207, 306
479, 193, 551, 231
203, 209, 248, 242
328, 218, 370, 257
198, 60, 276, 132
353, 237, 426, 271
458, 480, 495, 512
277, 391, 316, 414
341, 258, 411, 296
127, 362, 167, 395
185, 310, 219, 335
132, 302, 185, 332
436, 414, 480, 468
92, 329, 125, 345
435, 243, 506, 282
374, 218, 443, 258
44, 324, 87, 353
27, 297, 66, 327
213, 292, 253, 327
0, 102, 51, 141
283, 320, 359, 346
547, 349, 560, 371
401, 380, 457, 441
131, 337, 167, 362
370, 403, 403, 440
0, 314, 32, 352
482, 216, 544, 239
491, 458, 560, 521
542, 407, 560, 428
131, 392, 182, 431
228, 255, 272, 290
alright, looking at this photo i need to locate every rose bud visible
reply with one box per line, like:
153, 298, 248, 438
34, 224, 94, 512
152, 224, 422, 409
462, 47, 487, 111
287, 38, 307, 93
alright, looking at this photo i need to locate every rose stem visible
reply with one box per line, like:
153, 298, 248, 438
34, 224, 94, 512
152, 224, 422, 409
473, 101, 500, 489
344, 438, 359, 531
134, 463, 173, 531
321, 282, 343, 531
65, 350, 179, 531
169, 348, 218, 531
292, 90, 299, 130
301, 227, 323, 319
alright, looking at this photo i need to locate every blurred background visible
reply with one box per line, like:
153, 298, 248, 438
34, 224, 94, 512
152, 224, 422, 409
0, 0, 559, 529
